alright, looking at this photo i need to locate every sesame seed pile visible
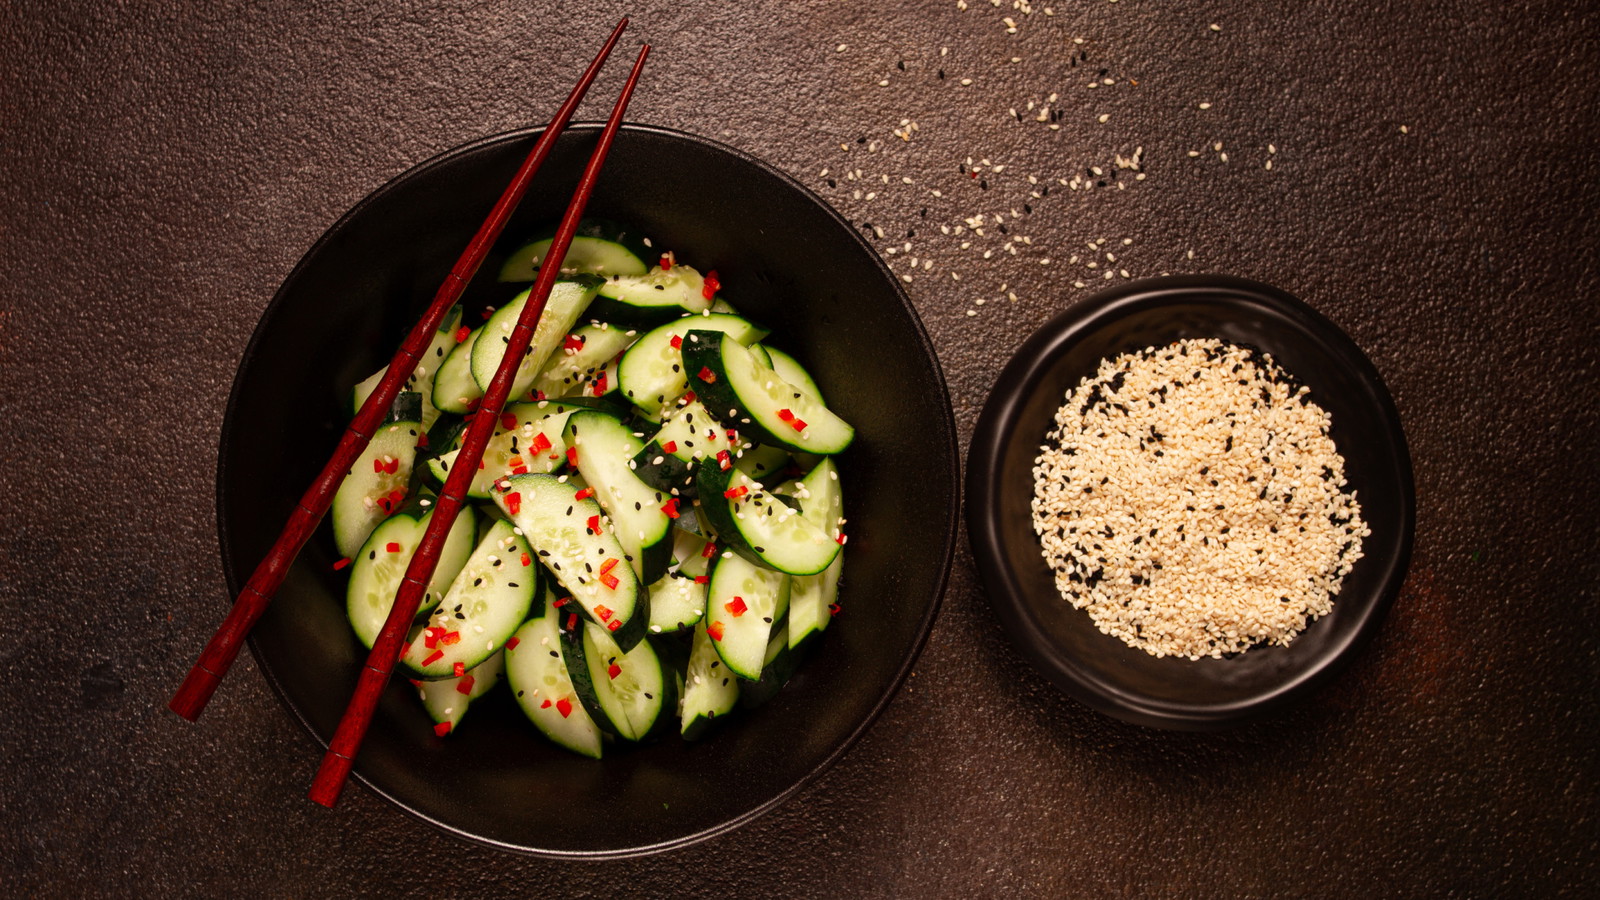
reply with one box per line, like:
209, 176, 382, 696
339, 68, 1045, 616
1030, 339, 1369, 659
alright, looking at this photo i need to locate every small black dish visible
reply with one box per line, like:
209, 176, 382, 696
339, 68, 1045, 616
966, 276, 1414, 730
217, 124, 959, 855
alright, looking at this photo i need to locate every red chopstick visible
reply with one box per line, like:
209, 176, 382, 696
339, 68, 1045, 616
167, 18, 630, 723
308, 42, 652, 809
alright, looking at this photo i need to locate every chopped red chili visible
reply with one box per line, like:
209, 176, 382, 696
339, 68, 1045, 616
701, 541, 717, 558
702, 269, 721, 300
669, 334, 683, 350
693, 575, 709, 584
441, 631, 461, 646
453, 661, 465, 677
504, 492, 522, 515
540, 698, 552, 709
725, 596, 748, 617
607, 620, 621, 632
591, 369, 608, 395
333, 557, 352, 571
553, 597, 570, 608
422, 649, 444, 666
456, 674, 475, 695
792, 418, 808, 432
575, 486, 595, 500
607, 663, 622, 680
385, 542, 401, 553
505, 637, 520, 651
434, 722, 451, 737
660, 498, 680, 518
566, 612, 578, 632
564, 333, 585, 353
707, 621, 725, 641
682, 390, 697, 404
587, 514, 602, 534
660, 253, 673, 271
594, 604, 613, 622
723, 485, 748, 500
454, 326, 470, 343
661, 440, 678, 453
567, 446, 579, 466
520, 552, 532, 567
600, 572, 619, 590
698, 366, 717, 383
716, 450, 732, 471
556, 698, 573, 718
372, 458, 384, 474
777, 408, 795, 422
531, 432, 552, 452
599, 558, 619, 575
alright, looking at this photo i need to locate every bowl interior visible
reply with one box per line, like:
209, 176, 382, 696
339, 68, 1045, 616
219, 124, 958, 855
967, 277, 1414, 729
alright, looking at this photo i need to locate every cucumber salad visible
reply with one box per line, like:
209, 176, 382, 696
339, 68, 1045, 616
330, 224, 850, 756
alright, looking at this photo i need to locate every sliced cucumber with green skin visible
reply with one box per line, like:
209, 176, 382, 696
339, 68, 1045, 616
617, 313, 769, 418
352, 305, 463, 431
680, 618, 738, 740
562, 620, 673, 742
694, 460, 841, 576
471, 279, 601, 400
562, 410, 674, 585
418, 649, 504, 735
759, 345, 823, 402
530, 322, 637, 400
346, 498, 477, 650
402, 519, 539, 679
739, 620, 799, 709
425, 401, 582, 498
733, 443, 794, 481
331, 411, 424, 558
646, 569, 705, 634
589, 262, 714, 327
506, 592, 602, 758
630, 399, 739, 498
775, 457, 845, 653
490, 473, 648, 652
432, 326, 483, 414
498, 234, 648, 282
704, 551, 790, 681
683, 330, 854, 456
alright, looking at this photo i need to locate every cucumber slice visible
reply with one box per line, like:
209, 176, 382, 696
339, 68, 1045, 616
630, 399, 740, 498
646, 568, 705, 634
530, 322, 637, 400
775, 457, 844, 653
740, 621, 799, 709
352, 304, 464, 431
425, 401, 582, 498
331, 416, 424, 558
506, 593, 603, 758
704, 552, 791, 681
616, 313, 769, 418
589, 262, 714, 327
418, 649, 504, 735
563, 409, 674, 585
759, 345, 823, 402
345, 500, 477, 649
563, 621, 672, 742
680, 618, 738, 740
431, 326, 483, 414
499, 234, 648, 282
695, 460, 841, 576
471, 280, 600, 401
733, 443, 793, 481
402, 519, 539, 679
490, 473, 648, 652
683, 329, 854, 455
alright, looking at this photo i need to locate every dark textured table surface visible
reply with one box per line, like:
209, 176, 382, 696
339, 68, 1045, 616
4, 1, 1596, 896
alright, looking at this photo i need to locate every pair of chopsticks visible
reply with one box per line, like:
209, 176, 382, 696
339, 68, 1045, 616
168, 17, 649, 808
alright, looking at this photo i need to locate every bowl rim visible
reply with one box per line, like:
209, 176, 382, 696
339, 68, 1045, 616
965, 274, 1415, 730
216, 121, 960, 856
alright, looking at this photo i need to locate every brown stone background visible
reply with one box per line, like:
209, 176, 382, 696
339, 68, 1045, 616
2, 0, 1595, 895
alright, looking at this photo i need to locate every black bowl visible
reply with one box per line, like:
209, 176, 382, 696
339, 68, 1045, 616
218, 124, 958, 855
966, 276, 1414, 730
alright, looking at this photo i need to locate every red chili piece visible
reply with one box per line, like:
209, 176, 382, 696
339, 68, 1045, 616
385, 542, 401, 553
591, 370, 608, 396
434, 722, 452, 737
567, 446, 579, 466
697, 366, 717, 383
564, 333, 585, 353
716, 450, 732, 471
777, 408, 795, 422
701, 541, 717, 558
333, 557, 352, 571
454, 326, 470, 343
707, 621, 725, 641
521, 552, 532, 567
661, 440, 678, 453
540, 699, 552, 709
660, 498, 680, 518
455, 674, 475, 695
702, 269, 721, 300
594, 604, 613, 622
453, 661, 466, 677
556, 698, 573, 718
505, 637, 521, 651
693, 575, 709, 584
441, 631, 461, 646
670, 335, 683, 350
723, 486, 748, 500
792, 418, 808, 432
501, 412, 519, 431
600, 572, 619, 590
660, 253, 672, 271
725, 596, 747, 617
422, 649, 444, 666
599, 558, 619, 575
575, 486, 595, 500
607, 663, 622, 680
505, 492, 522, 516
587, 515, 602, 534
606, 620, 621, 632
